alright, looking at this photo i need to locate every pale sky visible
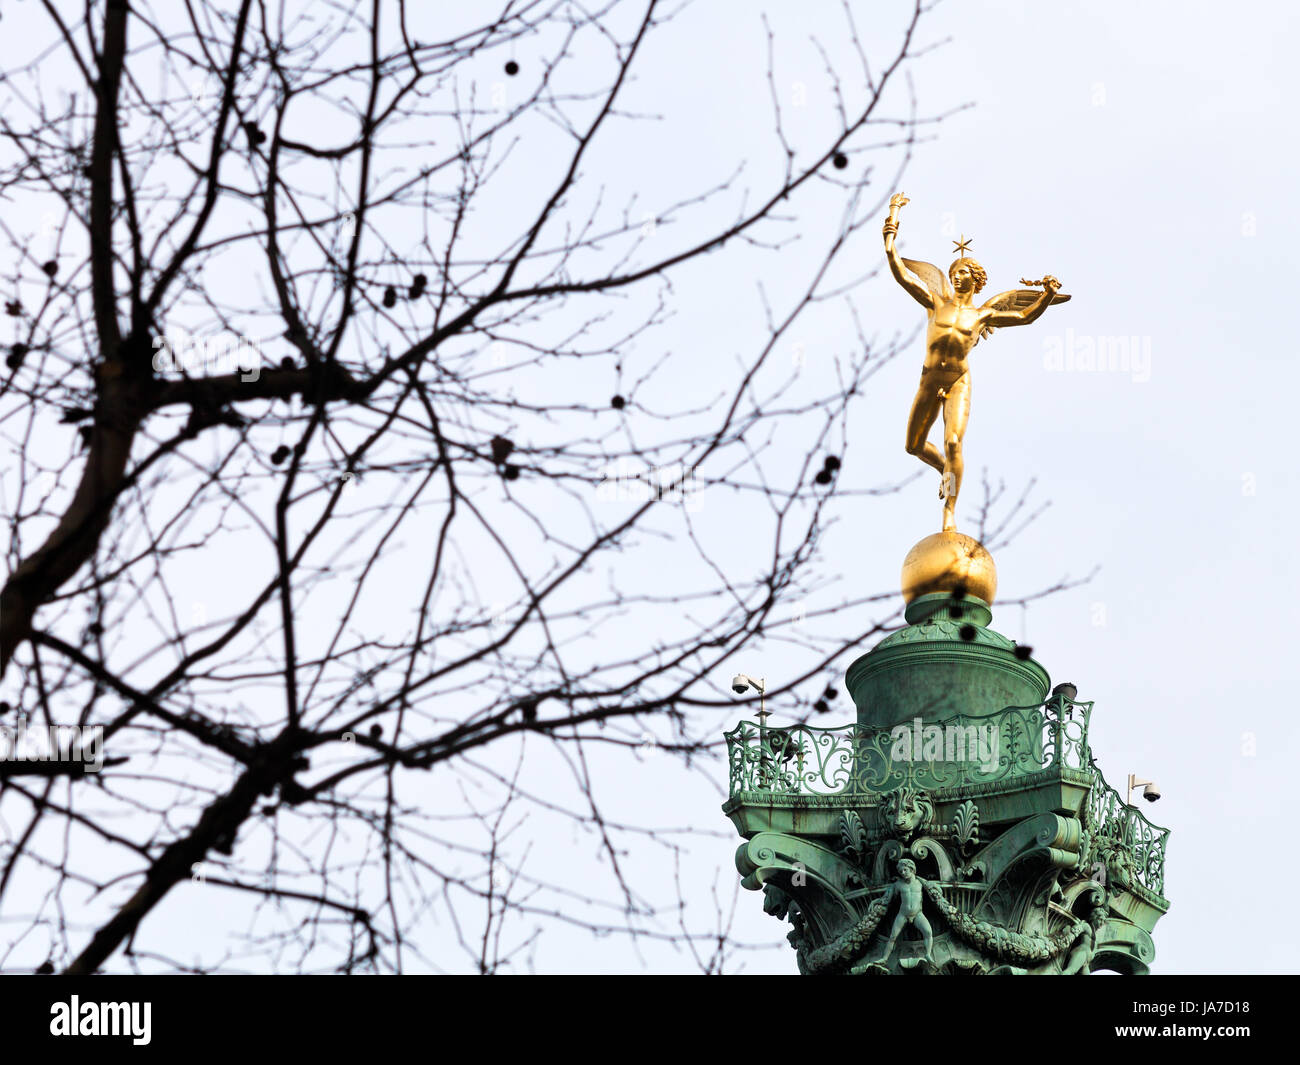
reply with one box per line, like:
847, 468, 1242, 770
1, 0, 1294, 975
529, 0, 1298, 974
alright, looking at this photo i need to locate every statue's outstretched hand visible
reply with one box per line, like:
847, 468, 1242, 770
889, 193, 910, 211
1019, 275, 1063, 294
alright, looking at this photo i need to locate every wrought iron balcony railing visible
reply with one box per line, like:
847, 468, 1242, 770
1084, 769, 1170, 898
725, 696, 1092, 799
724, 695, 1169, 899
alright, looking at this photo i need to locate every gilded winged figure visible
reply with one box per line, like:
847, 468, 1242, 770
882, 194, 1070, 531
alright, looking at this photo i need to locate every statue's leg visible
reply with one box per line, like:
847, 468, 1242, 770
905, 383, 944, 476
940, 374, 971, 531
878, 912, 908, 962
916, 914, 934, 961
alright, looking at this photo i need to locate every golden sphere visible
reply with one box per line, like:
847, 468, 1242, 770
901, 531, 997, 604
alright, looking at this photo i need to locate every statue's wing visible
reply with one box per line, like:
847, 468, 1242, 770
978, 288, 1071, 340
900, 257, 953, 305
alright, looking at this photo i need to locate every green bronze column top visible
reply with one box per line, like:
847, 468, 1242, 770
845, 593, 1049, 728
904, 591, 992, 627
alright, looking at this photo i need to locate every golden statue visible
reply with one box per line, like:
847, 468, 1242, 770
883, 194, 1070, 534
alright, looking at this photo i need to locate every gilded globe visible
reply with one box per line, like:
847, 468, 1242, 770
901, 530, 997, 604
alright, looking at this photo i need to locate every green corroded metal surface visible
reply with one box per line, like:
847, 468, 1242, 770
723, 695, 1166, 901
724, 698, 1081, 797
722, 604, 1171, 975
1082, 770, 1170, 908
846, 595, 1050, 729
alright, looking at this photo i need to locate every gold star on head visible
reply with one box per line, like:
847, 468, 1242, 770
952, 234, 974, 258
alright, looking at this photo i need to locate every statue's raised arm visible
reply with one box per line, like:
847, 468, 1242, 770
882, 194, 944, 310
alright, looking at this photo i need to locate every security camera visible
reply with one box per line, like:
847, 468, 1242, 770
731, 675, 750, 695
1127, 773, 1162, 806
